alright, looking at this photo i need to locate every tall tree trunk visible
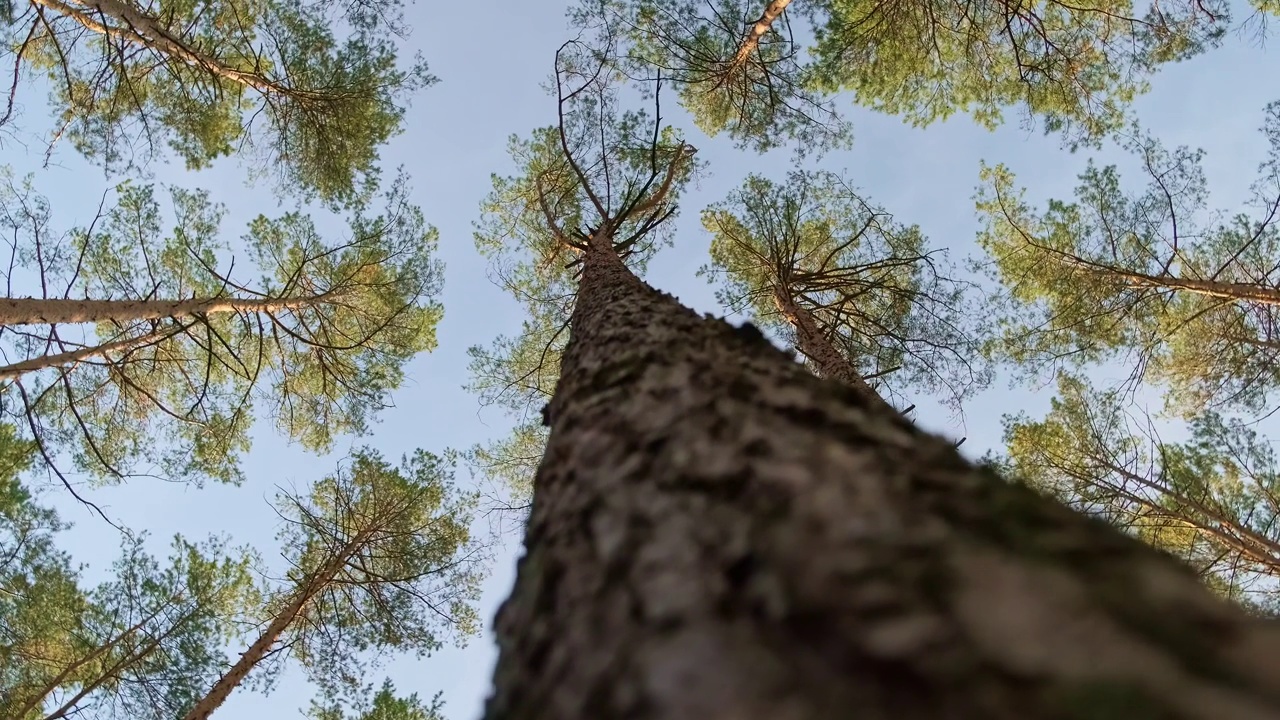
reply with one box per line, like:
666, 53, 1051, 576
0, 294, 332, 327
729, 0, 793, 70
1112, 268, 1280, 306
484, 234, 1280, 720
30, 0, 289, 95
182, 533, 367, 720
772, 286, 895, 413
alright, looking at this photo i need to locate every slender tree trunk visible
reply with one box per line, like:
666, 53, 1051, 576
12, 601, 174, 719
484, 234, 1280, 720
729, 0, 793, 70
182, 533, 367, 720
772, 286, 895, 413
0, 294, 332, 327
29, 0, 288, 95
1097, 463, 1280, 573
0, 325, 185, 382
1126, 271, 1280, 305
1078, 262, 1280, 306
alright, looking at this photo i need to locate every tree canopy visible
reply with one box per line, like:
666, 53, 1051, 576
701, 169, 989, 411
1003, 373, 1280, 615
977, 101, 1280, 417
184, 448, 483, 718
0, 168, 442, 487
3, 0, 432, 205
574, 0, 1229, 154
1, 438, 260, 720
466, 42, 699, 499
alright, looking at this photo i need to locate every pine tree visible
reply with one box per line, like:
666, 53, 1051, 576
0, 169, 442, 487
1003, 374, 1280, 615
977, 102, 1280, 417
574, 0, 1227, 153
183, 448, 483, 720
480, 97, 1280, 720
1, 448, 260, 720
464, 41, 698, 501
701, 169, 988, 413
482, 137, 1280, 720
2, 0, 431, 204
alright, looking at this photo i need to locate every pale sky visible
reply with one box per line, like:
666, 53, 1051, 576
5, 1, 1280, 718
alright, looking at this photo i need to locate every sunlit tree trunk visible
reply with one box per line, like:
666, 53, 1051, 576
182, 532, 369, 720
0, 326, 184, 382
484, 232, 1280, 720
729, 0, 793, 70
1113, 268, 1280, 306
29, 0, 287, 94
0, 294, 334, 327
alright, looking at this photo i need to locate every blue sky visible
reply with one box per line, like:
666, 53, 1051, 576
4, 1, 1279, 718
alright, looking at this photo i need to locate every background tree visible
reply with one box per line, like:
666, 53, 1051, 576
1, 451, 260, 720
701, 169, 988, 414
2, 0, 432, 205
1002, 373, 1280, 615
571, 0, 849, 155
183, 448, 484, 720
465, 41, 699, 501
976, 102, 1280, 417
0, 168, 443, 489
573, 0, 1226, 154
799, 0, 1224, 145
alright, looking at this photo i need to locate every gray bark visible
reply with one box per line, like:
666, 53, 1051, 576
483, 234, 1280, 720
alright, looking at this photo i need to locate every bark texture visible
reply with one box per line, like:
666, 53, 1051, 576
772, 286, 896, 414
484, 235, 1280, 720
0, 294, 329, 327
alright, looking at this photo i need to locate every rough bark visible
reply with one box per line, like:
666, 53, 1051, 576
484, 233, 1280, 720
728, 0, 793, 71
772, 285, 896, 414
30, 0, 288, 95
181, 533, 367, 720
0, 294, 331, 327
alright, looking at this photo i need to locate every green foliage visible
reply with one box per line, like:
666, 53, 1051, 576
1, 453, 259, 720
575, 0, 1224, 154
5, 0, 431, 205
801, 0, 1223, 146
977, 103, 1280, 416
573, 0, 850, 156
309, 680, 445, 720
0, 169, 443, 487
1003, 374, 1280, 614
464, 422, 546, 506
270, 448, 484, 706
701, 169, 988, 409
466, 57, 699, 498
